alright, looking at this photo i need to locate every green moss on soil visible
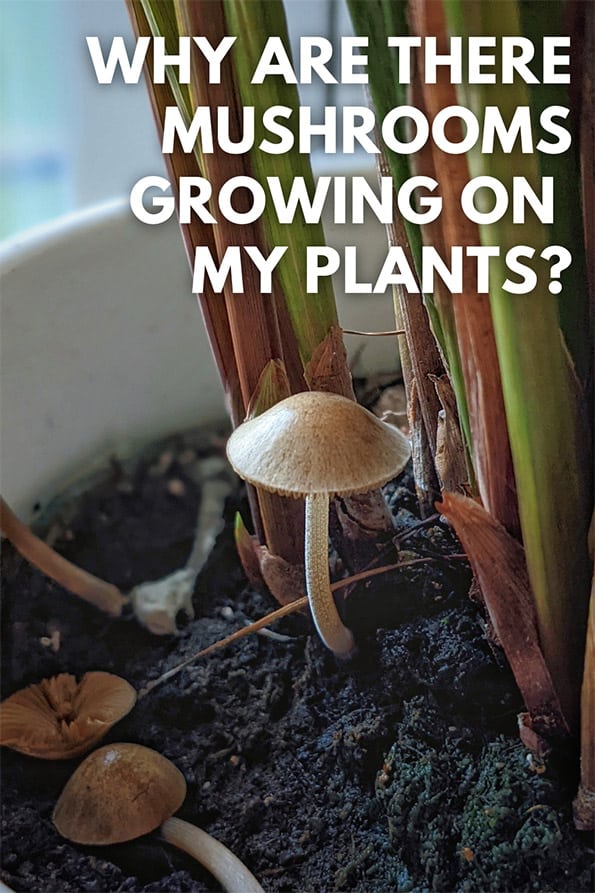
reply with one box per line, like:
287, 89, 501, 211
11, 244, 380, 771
377, 697, 592, 892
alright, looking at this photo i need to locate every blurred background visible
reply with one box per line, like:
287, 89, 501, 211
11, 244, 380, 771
0, 0, 365, 240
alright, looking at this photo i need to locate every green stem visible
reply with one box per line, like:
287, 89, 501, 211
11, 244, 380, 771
223, 0, 339, 364
446, 0, 591, 722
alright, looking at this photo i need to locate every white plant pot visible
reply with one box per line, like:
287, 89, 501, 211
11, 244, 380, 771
0, 196, 398, 520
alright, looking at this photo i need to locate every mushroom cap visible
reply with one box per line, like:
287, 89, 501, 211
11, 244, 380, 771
0, 672, 137, 759
226, 391, 411, 498
53, 743, 187, 845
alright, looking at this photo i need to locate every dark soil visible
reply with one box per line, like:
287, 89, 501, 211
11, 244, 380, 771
1, 429, 593, 892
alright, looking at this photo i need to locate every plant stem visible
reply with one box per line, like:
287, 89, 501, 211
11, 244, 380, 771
411, 0, 519, 534
223, 0, 339, 365
445, 0, 591, 723
383, 185, 445, 459
175, 0, 285, 410
440, 491, 568, 735
127, 0, 243, 428
573, 577, 595, 830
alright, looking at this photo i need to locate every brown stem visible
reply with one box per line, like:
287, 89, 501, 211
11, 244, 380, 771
411, 0, 520, 537
380, 166, 444, 456
408, 378, 441, 516
574, 578, 595, 830
342, 329, 405, 337
375, 150, 442, 517
0, 498, 126, 616
139, 597, 309, 696
439, 491, 570, 736
125, 0, 241, 423
182, 1, 308, 567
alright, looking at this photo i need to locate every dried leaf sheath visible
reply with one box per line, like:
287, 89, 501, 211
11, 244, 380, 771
408, 70, 471, 461
384, 197, 444, 460
439, 492, 568, 735
573, 575, 595, 830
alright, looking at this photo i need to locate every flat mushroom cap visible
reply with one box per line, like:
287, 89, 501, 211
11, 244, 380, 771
0, 672, 137, 759
53, 743, 187, 845
227, 391, 411, 498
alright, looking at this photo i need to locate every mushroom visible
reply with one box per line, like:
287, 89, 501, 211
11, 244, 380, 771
226, 391, 411, 657
0, 497, 126, 617
0, 672, 136, 759
53, 743, 264, 893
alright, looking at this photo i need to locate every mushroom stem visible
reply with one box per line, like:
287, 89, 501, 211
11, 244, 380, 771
161, 817, 264, 893
0, 497, 126, 616
304, 493, 355, 658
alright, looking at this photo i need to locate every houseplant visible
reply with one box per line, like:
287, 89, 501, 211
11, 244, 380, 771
1, 0, 593, 889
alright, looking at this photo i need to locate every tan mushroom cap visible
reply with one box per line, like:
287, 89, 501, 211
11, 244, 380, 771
227, 391, 411, 498
0, 672, 136, 759
53, 743, 187, 845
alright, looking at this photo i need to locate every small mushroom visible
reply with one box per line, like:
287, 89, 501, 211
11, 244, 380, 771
0, 672, 136, 759
226, 391, 411, 657
53, 743, 264, 893
0, 497, 126, 617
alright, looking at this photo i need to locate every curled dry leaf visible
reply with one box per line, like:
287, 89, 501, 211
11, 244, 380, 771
303, 325, 355, 400
0, 672, 136, 759
408, 377, 440, 516
438, 492, 569, 737
573, 575, 595, 831
258, 544, 306, 606
430, 374, 468, 494
233, 513, 265, 588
